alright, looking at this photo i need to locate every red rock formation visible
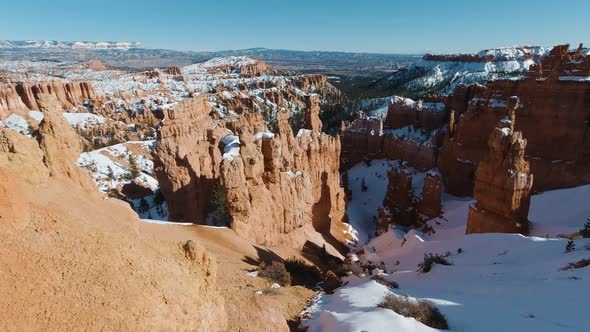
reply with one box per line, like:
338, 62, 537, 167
439, 45, 590, 195
0, 102, 228, 331
154, 94, 349, 247
220, 107, 347, 246
0, 84, 28, 118
466, 106, 533, 234
340, 116, 440, 171
303, 95, 322, 132
206, 59, 271, 77
68, 59, 108, 71
153, 96, 225, 223
1, 81, 95, 119
381, 166, 416, 227
165, 66, 182, 76
384, 96, 446, 131
416, 170, 442, 218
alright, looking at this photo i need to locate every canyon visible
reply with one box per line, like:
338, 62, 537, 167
0, 41, 589, 332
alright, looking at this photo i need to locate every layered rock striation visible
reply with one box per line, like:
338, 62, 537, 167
0, 81, 95, 119
0, 94, 227, 331
154, 94, 348, 247
466, 101, 533, 234
439, 44, 590, 195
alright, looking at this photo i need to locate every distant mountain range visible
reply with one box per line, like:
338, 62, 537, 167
0, 40, 142, 50
0, 40, 417, 77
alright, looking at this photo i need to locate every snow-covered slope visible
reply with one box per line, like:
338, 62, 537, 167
77, 141, 168, 220
0, 111, 108, 135
374, 46, 550, 97
303, 160, 590, 332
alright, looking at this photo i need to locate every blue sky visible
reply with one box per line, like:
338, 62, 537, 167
1, 0, 588, 54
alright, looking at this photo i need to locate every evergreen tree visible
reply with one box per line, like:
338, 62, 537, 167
565, 240, 576, 253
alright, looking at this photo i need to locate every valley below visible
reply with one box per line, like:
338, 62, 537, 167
1, 40, 589, 332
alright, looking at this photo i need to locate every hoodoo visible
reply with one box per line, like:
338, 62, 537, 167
466, 97, 534, 234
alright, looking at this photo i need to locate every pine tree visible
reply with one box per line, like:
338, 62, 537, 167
361, 178, 368, 192
579, 218, 590, 238
128, 154, 140, 178
139, 198, 149, 213
565, 240, 576, 253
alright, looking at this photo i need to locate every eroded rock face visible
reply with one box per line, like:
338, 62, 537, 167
0, 81, 95, 119
341, 115, 441, 171
417, 170, 442, 218
466, 105, 533, 235
154, 94, 348, 247
0, 109, 228, 331
439, 45, 590, 195
153, 96, 225, 223
36, 94, 97, 192
220, 109, 347, 246
0, 84, 28, 118
381, 166, 416, 228
206, 59, 271, 77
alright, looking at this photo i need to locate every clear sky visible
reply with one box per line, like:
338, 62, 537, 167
1, 0, 588, 54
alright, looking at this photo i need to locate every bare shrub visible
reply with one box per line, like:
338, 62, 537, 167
379, 294, 449, 329
372, 275, 399, 289
417, 253, 452, 273
284, 258, 322, 288
561, 258, 590, 271
258, 261, 291, 286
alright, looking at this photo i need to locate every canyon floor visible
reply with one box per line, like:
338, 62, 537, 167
302, 160, 590, 331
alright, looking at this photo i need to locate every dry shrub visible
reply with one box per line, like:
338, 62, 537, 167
417, 253, 452, 273
258, 261, 291, 286
379, 294, 449, 330
561, 258, 590, 271
372, 275, 399, 289
284, 258, 322, 287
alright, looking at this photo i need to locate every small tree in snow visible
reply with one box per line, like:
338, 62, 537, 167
127, 154, 140, 179
565, 240, 576, 253
578, 218, 590, 238
138, 198, 149, 213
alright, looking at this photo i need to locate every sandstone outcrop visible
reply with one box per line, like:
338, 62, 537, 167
165, 66, 182, 76
0, 97, 227, 331
36, 94, 97, 191
439, 44, 590, 195
153, 95, 225, 223
381, 166, 416, 228
206, 58, 271, 77
220, 109, 347, 246
416, 169, 442, 218
0, 83, 28, 118
341, 96, 445, 171
0, 81, 95, 119
303, 94, 323, 132
154, 94, 349, 248
466, 101, 533, 234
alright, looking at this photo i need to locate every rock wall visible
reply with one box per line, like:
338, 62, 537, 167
416, 170, 442, 218
466, 104, 533, 234
220, 109, 347, 246
154, 94, 348, 247
153, 95, 225, 223
381, 166, 416, 227
439, 45, 590, 195
0, 81, 95, 119
341, 117, 440, 171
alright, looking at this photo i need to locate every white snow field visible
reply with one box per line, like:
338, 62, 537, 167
303, 160, 590, 332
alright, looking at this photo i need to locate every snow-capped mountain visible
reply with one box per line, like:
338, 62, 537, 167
0, 40, 142, 50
